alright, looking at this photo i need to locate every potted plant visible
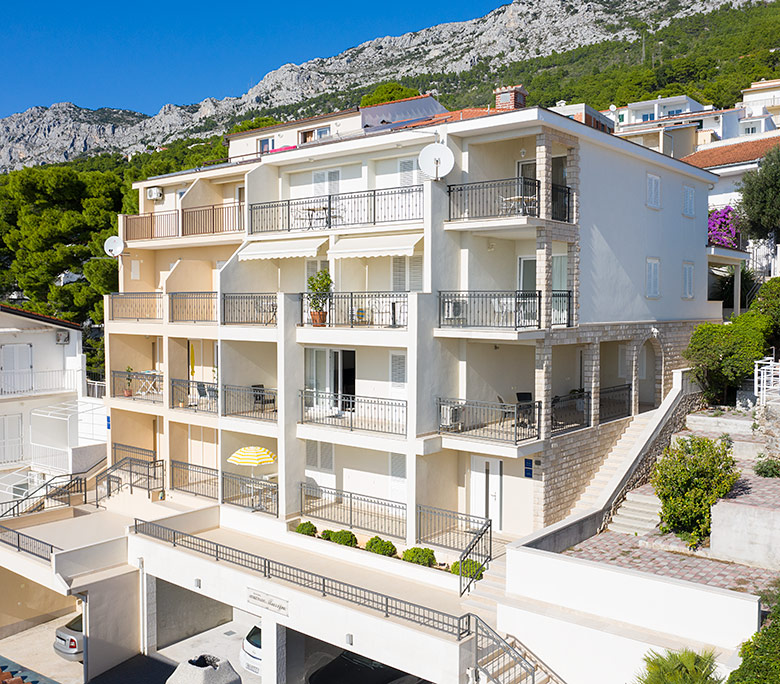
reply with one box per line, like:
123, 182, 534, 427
307, 269, 332, 327
124, 366, 133, 397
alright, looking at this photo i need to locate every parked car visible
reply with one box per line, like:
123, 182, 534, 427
238, 625, 262, 675
307, 650, 413, 684
53, 613, 83, 662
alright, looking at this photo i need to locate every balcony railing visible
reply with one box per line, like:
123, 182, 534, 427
299, 390, 407, 436
112, 442, 156, 462
108, 292, 163, 320
300, 292, 408, 328
551, 183, 573, 222
111, 370, 163, 403
600, 384, 632, 423
222, 472, 278, 516
301, 482, 406, 539
86, 369, 106, 398
0, 369, 77, 397
437, 398, 540, 443
416, 504, 491, 555
125, 210, 178, 241
223, 384, 277, 421
438, 291, 540, 329
96, 453, 164, 504
708, 228, 748, 251
171, 379, 219, 413
182, 201, 244, 236
552, 290, 573, 326
29, 445, 69, 474
551, 390, 591, 435
170, 461, 219, 499
448, 177, 540, 221
248, 186, 423, 234
0, 525, 59, 561
169, 292, 218, 322
222, 293, 277, 325
0, 473, 85, 519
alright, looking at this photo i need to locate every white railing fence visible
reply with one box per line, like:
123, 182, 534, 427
29, 445, 70, 474
755, 357, 780, 406
0, 369, 78, 396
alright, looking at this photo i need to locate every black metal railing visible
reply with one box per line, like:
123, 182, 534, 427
111, 443, 156, 463
438, 291, 540, 329
437, 398, 540, 443
551, 290, 573, 326
182, 201, 244, 236
448, 177, 540, 220
222, 293, 277, 325
170, 461, 219, 499
600, 384, 632, 423
0, 525, 60, 561
125, 211, 178, 241
457, 518, 492, 596
475, 618, 535, 683
223, 384, 277, 421
0, 473, 85, 518
301, 483, 406, 539
299, 390, 406, 436
111, 370, 163, 403
171, 379, 219, 413
416, 504, 490, 554
222, 472, 278, 517
169, 292, 218, 322
95, 455, 165, 504
551, 390, 591, 435
248, 186, 423, 233
551, 183, 573, 223
300, 292, 408, 328
108, 292, 163, 320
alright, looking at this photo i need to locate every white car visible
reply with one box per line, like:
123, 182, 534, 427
239, 625, 262, 675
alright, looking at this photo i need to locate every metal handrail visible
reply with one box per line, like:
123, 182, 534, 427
95, 455, 164, 505
475, 616, 535, 683
0, 524, 60, 561
299, 389, 407, 436
551, 183, 573, 223
300, 292, 408, 328
108, 292, 163, 320
0, 473, 85, 519
437, 398, 540, 443
222, 472, 278, 517
551, 390, 591, 435
182, 201, 244, 236
438, 290, 541, 329
111, 370, 163, 403
171, 379, 219, 413
170, 460, 219, 499
222, 384, 277, 421
169, 292, 218, 322
448, 177, 540, 221
458, 519, 492, 596
125, 210, 178, 241
222, 293, 277, 325
551, 290, 573, 326
599, 384, 632, 423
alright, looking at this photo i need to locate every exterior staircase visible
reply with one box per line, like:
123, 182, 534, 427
569, 411, 656, 515
607, 489, 661, 535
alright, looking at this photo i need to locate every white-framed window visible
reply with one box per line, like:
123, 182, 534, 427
682, 262, 694, 299
618, 343, 627, 378
682, 185, 695, 218
392, 255, 423, 292
646, 173, 661, 209
258, 137, 274, 154
301, 126, 331, 144
306, 259, 329, 286
312, 169, 340, 197
646, 257, 660, 298
305, 440, 334, 472
743, 125, 757, 136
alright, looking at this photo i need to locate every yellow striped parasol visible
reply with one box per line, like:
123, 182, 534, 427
227, 446, 276, 466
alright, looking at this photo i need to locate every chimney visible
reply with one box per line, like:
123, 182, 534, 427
493, 85, 528, 111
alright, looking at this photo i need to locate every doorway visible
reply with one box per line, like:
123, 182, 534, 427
470, 455, 502, 530
305, 349, 356, 410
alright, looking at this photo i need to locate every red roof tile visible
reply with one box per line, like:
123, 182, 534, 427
0, 304, 81, 330
682, 136, 780, 169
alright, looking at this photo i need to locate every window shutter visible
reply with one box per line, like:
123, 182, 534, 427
408, 255, 423, 292
306, 260, 320, 282
327, 170, 340, 195
399, 158, 416, 187
306, 440, 318, 468
319, 442, 334, 472
312, 170, 327, 196
391, 353, 407, 388
683, 186, 694, 217
130, 260, 141, 281
646, 259, 659, 297
653, 261, 660, 296
390, 453, 406, 479
647, 174, 660, 208
392, 256, 407, 292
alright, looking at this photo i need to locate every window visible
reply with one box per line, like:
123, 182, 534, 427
618, 113, 625, 123
667, 108, 682, 117
682, 262, 694, 299
258, 137, 274, 154
646, 258, 660, 298
392, 255, 423, 292
130, 260, 141, 281
618, 344, 646, 379
300, 126, 331, 144
646, 173, 661, 209
305, 441, 334, 472
642, 113, 655, 122
682, 185, 695, 218
618, 343, 628, 378
306, 259, 329, 285
312, 169, 340, 197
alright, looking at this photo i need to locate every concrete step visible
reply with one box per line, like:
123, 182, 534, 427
625, 491, 661, 507
685, 414, 756, 436
672, 431, 765, 459
608, 519, 658, 535
612, 508, 660, 526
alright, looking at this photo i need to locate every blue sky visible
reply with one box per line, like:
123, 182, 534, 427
0, 0, 503, 119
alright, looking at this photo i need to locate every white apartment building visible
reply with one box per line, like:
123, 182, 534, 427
0, 90, 758, 684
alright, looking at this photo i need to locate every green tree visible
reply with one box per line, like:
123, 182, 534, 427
738, 144, 780, 241
360, 82, 420, 107
749, 276, 780, 339
228, 116, 280, 135
635, 649, 723, 684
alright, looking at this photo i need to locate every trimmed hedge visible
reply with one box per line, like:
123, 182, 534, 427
365, 536, 397, 557
295, 521, 317, 536
402, 547, 437, 567
451, 558, 484, 581
320, 529, 358, 547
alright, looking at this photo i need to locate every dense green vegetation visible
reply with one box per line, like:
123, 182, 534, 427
728, 579, 780, 683
359, 82, 420, 107
635, 648, 723, 684
739, 145, 780, 241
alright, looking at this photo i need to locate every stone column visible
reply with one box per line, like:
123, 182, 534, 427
536, 229, 552, 329
567, 240, 580, 327
630, 341, 641, 415
536, 131, 553, 220
565, 143, 580, 224
585, 343, 600, 426
535, 340, 553, 440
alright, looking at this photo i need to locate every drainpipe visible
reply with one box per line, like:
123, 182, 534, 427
74, 592, 89, 683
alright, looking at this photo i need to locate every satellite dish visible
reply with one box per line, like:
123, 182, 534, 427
418, 143, 455, 181
103, 236, 125, 258
609, 104, 617, 112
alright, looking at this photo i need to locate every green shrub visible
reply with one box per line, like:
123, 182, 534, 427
728, 616, 780, 683
450, 559, 484, 581
320, 529, 333, 541
295, 521, 317, 536
651, 436, 740, 547
365, 536, 397, 557
755, 453, 780, 478
320, 529, 357, 547
750, 277, 780, 336
635, 648, 723, 683
402, 547, 437, 567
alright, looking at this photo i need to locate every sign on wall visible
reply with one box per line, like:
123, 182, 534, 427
247, 587, 288, 616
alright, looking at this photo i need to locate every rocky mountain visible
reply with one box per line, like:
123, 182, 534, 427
0, 0, 749, 172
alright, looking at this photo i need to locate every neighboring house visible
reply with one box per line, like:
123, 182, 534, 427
739, 77, 780, 128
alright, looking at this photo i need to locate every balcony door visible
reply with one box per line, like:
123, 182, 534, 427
470, 455, 502, 532
0, 343, 32, 393
518, 258, 536, 292
305, 349, 355, 411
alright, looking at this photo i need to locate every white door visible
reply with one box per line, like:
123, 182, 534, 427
0, 414, 22, 464
388, 452, 406, 502
1, 343, 32, 393
470, 455, 502, 530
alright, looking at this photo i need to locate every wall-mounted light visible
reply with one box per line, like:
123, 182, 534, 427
194, 578, 201, 589
346, 634, 353, 646
487, 241, 495, 252
520, 148, 527, 158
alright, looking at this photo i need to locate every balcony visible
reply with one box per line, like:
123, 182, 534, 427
222, 293, 277, 325
448, 177, 540, 221
551, 390, 591, 435
552, 290, 573, 326
111, 370, 163, 403
169, 292, 218, 322
108, 292, 163, 320
248, 186, 423, 234
599, 384, 632, 422
222, 384, 277, 421
170, 460, 219, 499
299, 390, 407, 436
707, 227, 748, 252
300, 292, 408, 328
171, 379, 218, 413
222, 471, 278, 517
438, 291, 540, 329
0, 369, 78, 397
125, 210, 178, 241
437, 398, 540, 444
182, 201, 244, 237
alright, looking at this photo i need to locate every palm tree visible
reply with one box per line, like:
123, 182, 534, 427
635, 649, 724, 684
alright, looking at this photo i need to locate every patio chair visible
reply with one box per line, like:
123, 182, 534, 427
496, 395, 516, 425
252, 384, 276, 412
195, 382, 207, 408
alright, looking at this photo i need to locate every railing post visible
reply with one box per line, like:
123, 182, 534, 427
372, 189, 377, 225
349, 292, 354, 328
327, 194, 332, 229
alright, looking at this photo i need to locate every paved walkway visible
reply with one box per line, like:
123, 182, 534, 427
563, 531, 777, 595
0, 655, 62, 684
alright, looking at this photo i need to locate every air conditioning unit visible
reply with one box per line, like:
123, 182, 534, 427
146, 186, 164, 201
440, 403, 463, 427
443, 300, 467, 320
55, 331, 70, 345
